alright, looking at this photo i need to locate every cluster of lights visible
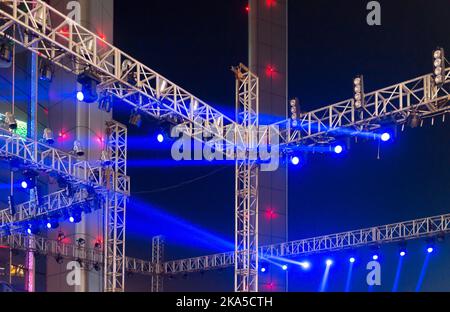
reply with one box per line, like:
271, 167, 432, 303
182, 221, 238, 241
353, 75, 365, 110
289, 98, 300, 128
433, 48, 445, 86
76, 69, 100, 103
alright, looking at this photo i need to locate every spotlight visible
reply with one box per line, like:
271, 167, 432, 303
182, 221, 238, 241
282, 265, 288, 271
353, 75, 365, 109
98, 93, 113, 113
76, 238, 86, 247
76, 91, 85, 102
43, 128, 55, 144
334, 145, 343, 154
427, 247, 434, 254
46, 222, 52, 229
349, 257, 356, 263
69, 216, 75, 223
157, 133, 164, 143
400, 251, 406, 257
129, 110, 142, 127
300, 261, 311, 270
289, 97, 300, 127
372, 254, 379, 261
4, 112, 17, 130
21, 170, 38, 190
27, 224, 40, 235
21, 181, 28, 189
433, 48, 445, 86
77, 70, 100, 103
73, 140, 85, 157
93, 262, 101, 272
290, 156, 300, 166
0, 38, 12, 68
326, 259, 333, 266
39, 60, 55, 82
407, 111, 422, 129
94, 241, 102, 249
260, 267, 267, 273
46, 220, 59, 230
381, 132, 391, 142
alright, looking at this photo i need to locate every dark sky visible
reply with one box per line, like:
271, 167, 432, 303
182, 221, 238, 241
113, 0, 450, 292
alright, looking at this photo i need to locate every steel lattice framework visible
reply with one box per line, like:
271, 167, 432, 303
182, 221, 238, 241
234, 64, 259, 292
104, 121, 128, 292
271, 69, 450, 147
150, 236, 164, 292
0, 0, 449, 293
161, 213, 450, 275
0, 0, 238, 148
0, 188, 96, 232
0, 127, 107, 191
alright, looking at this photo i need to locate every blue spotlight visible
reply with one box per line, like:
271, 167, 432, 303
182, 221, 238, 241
291, 156, 300, 166
400, 251, 406, 257
334, 145, 343, 154
326, 259, 333, 266
349, 257, 356, 263
300, 261, 311, 270
21, 181, 28, 189
76, 91, 85, 102
69, 216, 75, 223
372, 254, 379, 261
282, 265, 288, 271
46, 222, 52, 229
427, 247, 434, 254
27, 228, 32, 235
260, 267, 267, 273
157, 134, 164, 143
381, 132, 391, 142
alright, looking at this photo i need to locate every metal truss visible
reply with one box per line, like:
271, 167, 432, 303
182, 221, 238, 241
0, 188, 95, 232
150, 236, 164, 292
104, 121, 128, 292
0, 0, 237, 148
234, 64, 259, 292
160, 213, 450, 275
0, 127, 108, 191
270, 68, 450, 147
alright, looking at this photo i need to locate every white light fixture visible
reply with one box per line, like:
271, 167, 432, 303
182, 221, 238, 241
43, 128, 55, 144
353, 75, 365, 109
73, 140, 85, 157
433, 48, 445, 86
4, 112, 17, 130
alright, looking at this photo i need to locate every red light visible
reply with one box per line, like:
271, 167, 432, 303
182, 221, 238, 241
266, 0, 276, 7
266, 65, 276, 77
265, 209, 277, 220
59, 27, 69, 37
0, 245, 8, 249
246, 5, 250, 12
99, 33, 106, 41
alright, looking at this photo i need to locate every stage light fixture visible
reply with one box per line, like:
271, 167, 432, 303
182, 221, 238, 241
39, 60, 55, 82
93, 262, 101, 272
290, 156, 300, 166
27, 224, 40, 236
57, 231, 65, 242
129, 109, 142, 128
77, 70, 100, 103
98, 93, 113, 113
76, 238, 86, 247
300, 261, 311, 270
349, 257, 356, 263
46, 219, 59, 230
4, 112, 17, 130
55, 254, 64, 265
21, 170, 38, 190
353, 75, 365, 109
381, 132, 391, 142
260, 267, 267, 273
400, 251, 406, 257
0, 37, 12, 68
372, 254, 379, 261
289, 97, 300, 127
157, 133, 165, 143
72, 140, 85, 157
43, 128, 55, 144
326, 259, 333, 266
433, 48, 445, 86
407, 111, 422, 129
427, 247, 434, 254
334, 145, 343, 154
282, 265, 288, 271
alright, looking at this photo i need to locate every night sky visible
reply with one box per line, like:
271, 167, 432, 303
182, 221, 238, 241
113, 0, 450, 292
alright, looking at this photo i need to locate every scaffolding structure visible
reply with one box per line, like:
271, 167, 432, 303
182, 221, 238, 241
0, 0, 448, 292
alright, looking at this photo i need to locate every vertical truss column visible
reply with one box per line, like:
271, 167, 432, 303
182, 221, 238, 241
233, 64, 259, 292
151, 236, 165, 292
104, 121, 129, 292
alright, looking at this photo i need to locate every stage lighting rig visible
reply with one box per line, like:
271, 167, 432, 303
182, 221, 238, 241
98, 93, 113, 113
39, 59, 55, 82
353, 75, 365, 110
129, 109, 142, 127
433, 48, 445, 87
21, 170, 38, 190
72, 140, 85, 157
42, 128, 55, 144
4, 112, 17, 130
406, 110, 422, 129
0, 37, 12, 68
57, 231, 66, 242
77, 69, 100, 103
289, 97, 300, 127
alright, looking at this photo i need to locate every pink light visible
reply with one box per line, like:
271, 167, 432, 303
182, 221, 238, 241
266, 65, 277, 77
265, 209, 277, 220
266, 0, 276, 7
246, 5, 250, 12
